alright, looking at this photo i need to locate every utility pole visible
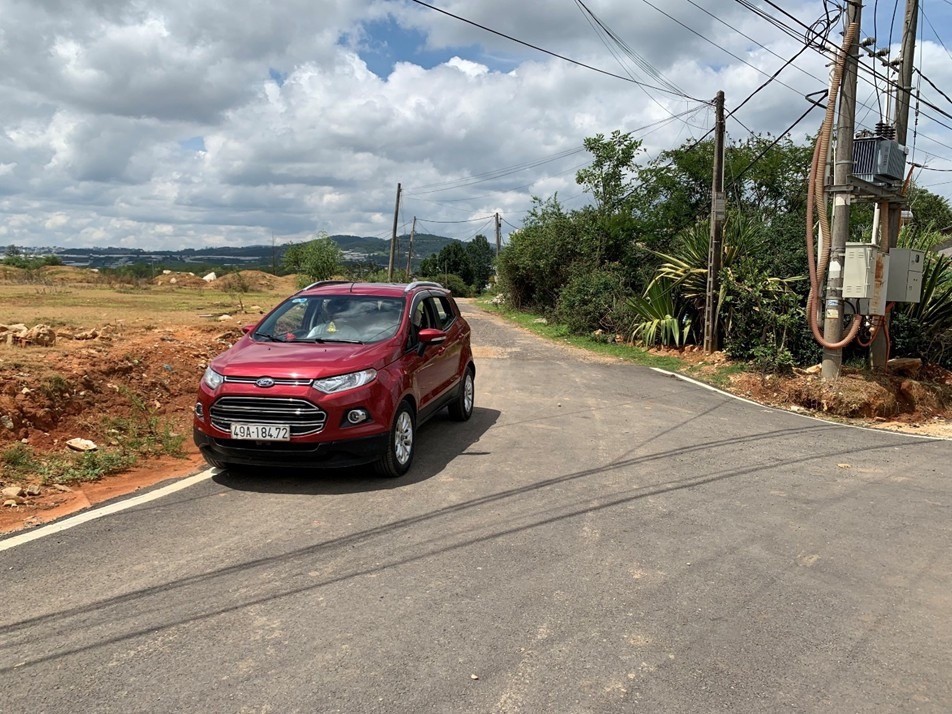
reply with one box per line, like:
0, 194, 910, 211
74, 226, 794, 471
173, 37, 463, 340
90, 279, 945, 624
822, 0, 862, 380
387, 182, 402, 281
405, 216, 416, 278
495, 212, 501, 257
872, 0, 918, 369
703, 90, 726, 353
271, 231, 276, 275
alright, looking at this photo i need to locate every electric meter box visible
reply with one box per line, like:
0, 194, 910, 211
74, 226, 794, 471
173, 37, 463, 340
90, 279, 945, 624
843, 242, 889, 314
886, 248, 924, 303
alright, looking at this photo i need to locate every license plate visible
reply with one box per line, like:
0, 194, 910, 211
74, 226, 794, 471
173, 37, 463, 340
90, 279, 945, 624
230, 423, 290, 441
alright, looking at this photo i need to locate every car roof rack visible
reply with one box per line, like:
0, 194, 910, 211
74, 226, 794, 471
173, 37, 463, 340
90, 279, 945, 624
404, 281, 444, 292
298, 280, 353, 293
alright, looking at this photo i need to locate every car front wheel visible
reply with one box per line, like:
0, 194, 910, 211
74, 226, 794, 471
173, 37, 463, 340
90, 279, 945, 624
376, 401, 415, 478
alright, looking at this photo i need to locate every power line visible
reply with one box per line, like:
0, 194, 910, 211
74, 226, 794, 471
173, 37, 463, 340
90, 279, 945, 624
416, 215, 496, 225
727, 100, 823, 189
636, 0, 812, 102
406, 0, 703, 100
405, 107, 703, 199
574, 0, 700, 133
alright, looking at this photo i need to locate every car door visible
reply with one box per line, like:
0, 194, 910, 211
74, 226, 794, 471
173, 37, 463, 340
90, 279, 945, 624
427, 294, 464, 396
404, 294, 443, 407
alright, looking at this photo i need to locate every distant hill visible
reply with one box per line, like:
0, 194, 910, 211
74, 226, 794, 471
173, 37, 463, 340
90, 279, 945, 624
18, 233, 463, 271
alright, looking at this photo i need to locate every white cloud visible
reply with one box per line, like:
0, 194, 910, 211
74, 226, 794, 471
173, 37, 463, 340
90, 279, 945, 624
1, 0, 950, 250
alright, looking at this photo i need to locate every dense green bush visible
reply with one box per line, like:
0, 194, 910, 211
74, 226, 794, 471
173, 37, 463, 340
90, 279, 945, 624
555, 267, 627, 334
890, 313, 952, 369
497, 196, 587, 310
420, 273, 472, 297
721, 267, 820, 367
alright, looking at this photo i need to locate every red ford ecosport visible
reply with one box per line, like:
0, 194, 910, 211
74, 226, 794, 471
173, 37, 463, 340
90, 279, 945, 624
193, 281, 475, 477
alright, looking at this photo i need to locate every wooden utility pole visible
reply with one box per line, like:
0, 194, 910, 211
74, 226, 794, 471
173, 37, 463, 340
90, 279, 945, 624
405, 216, 416, 278
387, 182, 402, 281
703, 90, 726, 354
495, 212, 501, 256
822, 0, 862, 380
872, 0, 918, 369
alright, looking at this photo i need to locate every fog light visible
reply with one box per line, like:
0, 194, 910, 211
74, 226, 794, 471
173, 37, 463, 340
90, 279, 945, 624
347, 409, 369, 425
195, 402, 204, 418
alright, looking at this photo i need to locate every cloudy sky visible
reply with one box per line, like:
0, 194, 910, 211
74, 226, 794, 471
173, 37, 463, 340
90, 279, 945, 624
3, 0, 952, 250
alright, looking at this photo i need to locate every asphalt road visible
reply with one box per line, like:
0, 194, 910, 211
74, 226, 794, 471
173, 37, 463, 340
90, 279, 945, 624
1, 302, 950, 712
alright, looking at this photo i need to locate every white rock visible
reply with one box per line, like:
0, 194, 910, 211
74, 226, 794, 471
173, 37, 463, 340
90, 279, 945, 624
2, 486, 24, 499
203, 272, 217, 282
66, 438, 98, 452
218, 314, 234, 322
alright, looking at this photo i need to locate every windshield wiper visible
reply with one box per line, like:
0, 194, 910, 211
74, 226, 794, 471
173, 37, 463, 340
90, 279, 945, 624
305, 337, 364, 344
254, 331, 286, 342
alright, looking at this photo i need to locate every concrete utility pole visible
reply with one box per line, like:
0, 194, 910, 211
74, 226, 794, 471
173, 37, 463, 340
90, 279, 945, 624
387, 182, 402, 282
872, 0, 918, 369
405, 216, 416, 278
703, 90, 726, 354
822, 0, 862, 380
495, 212, 501, 257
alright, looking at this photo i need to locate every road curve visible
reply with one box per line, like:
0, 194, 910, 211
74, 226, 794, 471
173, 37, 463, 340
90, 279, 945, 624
1, 301, 950, 712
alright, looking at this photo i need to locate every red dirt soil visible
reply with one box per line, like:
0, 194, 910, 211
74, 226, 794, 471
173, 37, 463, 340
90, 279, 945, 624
1, 323, 241, 533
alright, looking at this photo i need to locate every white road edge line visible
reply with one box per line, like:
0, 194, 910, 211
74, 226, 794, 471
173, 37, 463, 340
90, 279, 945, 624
650, 367, 945, 441
0, 468, 216, 553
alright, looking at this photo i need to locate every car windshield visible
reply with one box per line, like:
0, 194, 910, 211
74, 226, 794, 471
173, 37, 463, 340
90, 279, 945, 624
256, 295, 405, 344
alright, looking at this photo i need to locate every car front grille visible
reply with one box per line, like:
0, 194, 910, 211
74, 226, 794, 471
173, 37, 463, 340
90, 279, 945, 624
210, 396, 327, 436
223, 376, 314, 387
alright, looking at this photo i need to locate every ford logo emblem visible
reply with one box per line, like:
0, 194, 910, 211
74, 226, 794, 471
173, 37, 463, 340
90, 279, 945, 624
255, 377, 276, 388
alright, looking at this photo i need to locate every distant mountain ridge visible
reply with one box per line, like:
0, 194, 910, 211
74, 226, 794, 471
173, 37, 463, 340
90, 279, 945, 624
17, 233, 462, 270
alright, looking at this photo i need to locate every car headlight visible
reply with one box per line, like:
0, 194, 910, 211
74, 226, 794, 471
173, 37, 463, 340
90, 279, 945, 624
203, 366, 225, 390
313, 368, 377, 394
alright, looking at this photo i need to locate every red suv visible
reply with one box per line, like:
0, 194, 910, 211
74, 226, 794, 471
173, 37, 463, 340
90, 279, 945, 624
193, 281, 475, 477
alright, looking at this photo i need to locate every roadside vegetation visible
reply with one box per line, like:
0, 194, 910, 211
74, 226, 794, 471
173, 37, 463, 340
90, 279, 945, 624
492, 130, 952, 373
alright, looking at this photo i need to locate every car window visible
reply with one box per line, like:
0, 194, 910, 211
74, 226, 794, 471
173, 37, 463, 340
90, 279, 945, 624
260, 295, 404, 342
411, 300, 430, 329
433, 296, 456, 329
273, 301, 309, 334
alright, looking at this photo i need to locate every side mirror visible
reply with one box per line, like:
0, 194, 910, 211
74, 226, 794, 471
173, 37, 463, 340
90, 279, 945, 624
241, 324, 255, 334
418, 328, 447, 345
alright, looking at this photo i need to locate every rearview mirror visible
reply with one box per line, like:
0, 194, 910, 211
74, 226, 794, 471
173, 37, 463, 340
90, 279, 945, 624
418, 328, 447, 344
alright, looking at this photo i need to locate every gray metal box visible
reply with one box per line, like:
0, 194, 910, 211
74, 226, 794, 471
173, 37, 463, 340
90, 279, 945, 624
843, 242, 877, 298
886, 248, 924, 303
843, 242, 888, 314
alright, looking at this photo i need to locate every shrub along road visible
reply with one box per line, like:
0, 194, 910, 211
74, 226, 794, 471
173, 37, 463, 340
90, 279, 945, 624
0, 302, 950, 711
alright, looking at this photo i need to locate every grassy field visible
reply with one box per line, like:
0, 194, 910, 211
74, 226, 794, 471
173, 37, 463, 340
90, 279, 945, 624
0, 284, 282, 329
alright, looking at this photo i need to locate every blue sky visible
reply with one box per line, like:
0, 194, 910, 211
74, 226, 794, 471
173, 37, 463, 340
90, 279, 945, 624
0, 0, 950, 249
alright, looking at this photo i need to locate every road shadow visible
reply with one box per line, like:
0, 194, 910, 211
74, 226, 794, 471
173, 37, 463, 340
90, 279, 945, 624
212, 406, 500, 495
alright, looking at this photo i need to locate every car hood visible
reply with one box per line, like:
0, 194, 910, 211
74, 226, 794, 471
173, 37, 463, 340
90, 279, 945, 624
211, 338, 399, 378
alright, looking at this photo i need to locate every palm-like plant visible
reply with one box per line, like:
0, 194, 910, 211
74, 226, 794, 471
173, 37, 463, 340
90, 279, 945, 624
625, 279, 691, 347
648, 215, 798, 347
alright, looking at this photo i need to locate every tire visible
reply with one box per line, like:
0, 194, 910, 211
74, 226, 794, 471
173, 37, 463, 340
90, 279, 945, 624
375, 401, 415, 478
448, 368, 475, 422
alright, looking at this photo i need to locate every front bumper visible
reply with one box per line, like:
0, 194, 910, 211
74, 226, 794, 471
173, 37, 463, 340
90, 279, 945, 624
194, 427, 388, 469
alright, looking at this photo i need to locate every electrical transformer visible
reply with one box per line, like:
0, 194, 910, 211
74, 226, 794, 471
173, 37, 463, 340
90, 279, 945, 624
852, 136, 906, 186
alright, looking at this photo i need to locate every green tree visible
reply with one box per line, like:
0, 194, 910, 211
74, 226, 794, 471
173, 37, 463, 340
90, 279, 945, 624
282, 233, 342, 286
497, 195, 588, 309
575, 130, 642, 211
466, 234, 495, 289
420, 241, 474, 285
